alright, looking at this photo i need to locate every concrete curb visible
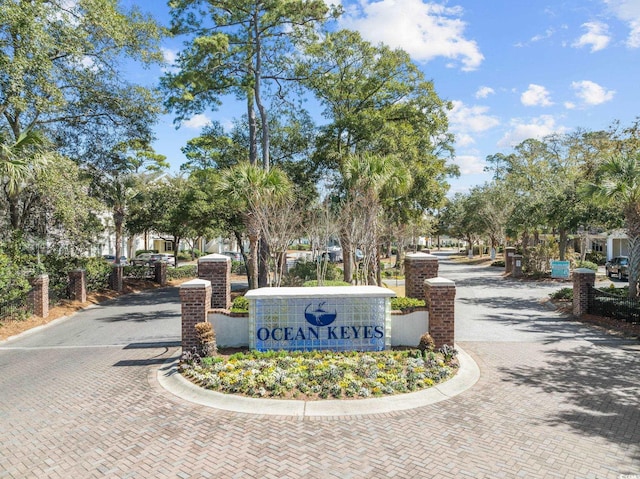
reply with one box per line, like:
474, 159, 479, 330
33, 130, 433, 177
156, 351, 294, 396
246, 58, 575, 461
156, 345, 480, 417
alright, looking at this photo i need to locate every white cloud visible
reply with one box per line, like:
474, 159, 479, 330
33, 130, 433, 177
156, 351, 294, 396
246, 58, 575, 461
162, 48, 178, 65
573, 21, 611, 52
452, 154, 485, 175
455, 133, 476, 147
182, 114, 212, 129
570, 80, 615, 105
497, 115, 567, 148
340, 1, 484, 71
603, 0, 640, 47
475, 86, 495, 99
448, 100, 500, 133
521, 84, 553, 107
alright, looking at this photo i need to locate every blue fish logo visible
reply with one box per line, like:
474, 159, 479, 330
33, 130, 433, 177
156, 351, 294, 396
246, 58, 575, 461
304, 302, 337, 327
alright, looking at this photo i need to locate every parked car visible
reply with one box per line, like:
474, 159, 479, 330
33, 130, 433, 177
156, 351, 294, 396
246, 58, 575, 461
102, 254, 129, 265
605, 256, 629, 280
131, 253, 155, 266
150, 253, 176, 266
221, 251, 243, 262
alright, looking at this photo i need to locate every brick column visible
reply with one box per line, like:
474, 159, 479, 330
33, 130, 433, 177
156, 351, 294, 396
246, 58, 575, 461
425, 277, 456, 348
68, 269, 86, 303
197, 254, 231, 309
573, 268, 595, 317
180, 279, 212, 352
505, 247, 516, 274
512, 254, 523, 278
29, 274, 49, 318
404, 252, 439, 301
110, 264, 123, 292
154, 261, 167, 286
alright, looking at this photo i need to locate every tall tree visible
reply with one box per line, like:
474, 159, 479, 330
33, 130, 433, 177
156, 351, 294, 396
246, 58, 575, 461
164, 0, 336, 169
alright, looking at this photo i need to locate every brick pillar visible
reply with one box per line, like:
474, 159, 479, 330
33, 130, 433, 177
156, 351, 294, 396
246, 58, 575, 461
68, 269, 86, 303
29, 274, 49, 318
512, 254, 523, 278
197, 254, 231, 309
425, 277, 456, 348
154, 261, 167, 286
180, 279, 212, 352
404, 252, 439, 301
573, 268, 595, 317
505, 247, 516, 274
110, 264, 123, 292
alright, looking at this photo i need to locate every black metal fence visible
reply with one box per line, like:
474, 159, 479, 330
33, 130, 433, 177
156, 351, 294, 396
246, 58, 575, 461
0, 294, 32, 321
588, 287, 640, 324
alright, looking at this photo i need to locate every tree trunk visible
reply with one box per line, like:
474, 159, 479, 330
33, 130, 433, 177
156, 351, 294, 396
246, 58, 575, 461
558, 228, 568, 261
248, 234, 259, 290
114, 208, 124, 265
258, 238, 269, 287
340, 233, 352, 284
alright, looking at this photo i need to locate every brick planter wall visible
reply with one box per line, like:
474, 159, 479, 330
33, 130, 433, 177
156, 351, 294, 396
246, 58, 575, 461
69, 269, 86, 303
573, 268, 595, 317
180, 279, 212, 352
404, 253, 439, 301
425, 277, 456, 348
197, 254, 231, 309
29, 274, 49, 318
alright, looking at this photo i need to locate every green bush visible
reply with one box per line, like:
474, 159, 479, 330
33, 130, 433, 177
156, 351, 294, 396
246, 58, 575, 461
575, 260, 598, 272
230, 295, 249, 313
584, 252, 606, 265
123, 265, 153, 280
0, 249, 31, 305
292, 244, 311, 251
167, 265, 197, 280
391, 297, 426, 312
549, 287, 573, 301
302, 280, 351, 287
285, 260, 342, 284
491, 260, 505, 267
231, 260, 247, 275
135, 249, 157, 256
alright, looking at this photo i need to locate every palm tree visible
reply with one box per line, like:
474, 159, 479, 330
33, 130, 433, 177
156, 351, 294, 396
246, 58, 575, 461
589, 153, 640, 297
216, 162, 293, 289
0, 129, 49, 229
339, 153, 412, 285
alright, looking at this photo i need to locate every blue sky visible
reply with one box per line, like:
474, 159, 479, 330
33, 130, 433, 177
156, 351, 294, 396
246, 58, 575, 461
124, 0, 640, 195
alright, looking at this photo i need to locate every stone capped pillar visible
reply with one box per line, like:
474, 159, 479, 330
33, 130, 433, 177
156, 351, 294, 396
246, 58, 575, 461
425, 277, 456, 348
69, 269, 86, 303
154, 261, 167, 286
110, 264, 124, 292
404, 252, 439, 301
573, 268, 596, 317
29, 274, 49, 318
180, 279, 212, 352
505, 247, 516, 274
512, 254, 523, 278
197, 254, 231, 309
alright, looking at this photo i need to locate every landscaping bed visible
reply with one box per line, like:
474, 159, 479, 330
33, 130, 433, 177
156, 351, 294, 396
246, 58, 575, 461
179, 346, 458, 400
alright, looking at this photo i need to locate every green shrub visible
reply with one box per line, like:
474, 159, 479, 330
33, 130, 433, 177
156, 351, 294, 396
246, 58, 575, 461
549, 287, 573, 301
123, 265, 153, 280
302, 280, 351, 287
167, 265, 197, 280
391, 297, 426, 312
135, 249, 157, 256
230, 295, 249, 313
491, 260, 505, 267
285, 260, 342, 284
231, 260, 247, 275
584, 252, 606, 265
575, 260, 598, 272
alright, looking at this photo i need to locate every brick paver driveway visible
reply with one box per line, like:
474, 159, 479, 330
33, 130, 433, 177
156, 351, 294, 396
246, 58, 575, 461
1, 255, 639, 478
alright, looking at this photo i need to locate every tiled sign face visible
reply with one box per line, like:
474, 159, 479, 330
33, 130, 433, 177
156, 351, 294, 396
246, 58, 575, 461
248, 295, 391, 352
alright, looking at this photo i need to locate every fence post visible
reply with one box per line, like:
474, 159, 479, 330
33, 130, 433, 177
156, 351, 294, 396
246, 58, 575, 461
404, 252, 439, 301
154, 261, 167, 286
180, 279, 212, 352
29, 274, 49, 318
512, 254, 523, 278
505, 247, 516, 274
425, 277, 456, 348
197, 254, 231, 309
68, 269, 87, 303
573, 268, 595, 317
